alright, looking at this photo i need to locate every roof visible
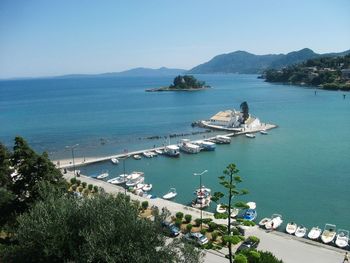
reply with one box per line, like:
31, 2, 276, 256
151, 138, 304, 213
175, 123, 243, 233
166, 145, 179, 150
210, 110, 241, 122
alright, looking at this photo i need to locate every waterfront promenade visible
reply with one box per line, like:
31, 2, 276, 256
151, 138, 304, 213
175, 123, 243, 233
55, 123, 277, 169
64, 172, 346, 263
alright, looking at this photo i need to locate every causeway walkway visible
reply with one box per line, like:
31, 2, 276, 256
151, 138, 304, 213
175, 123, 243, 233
64, 172, 346, 263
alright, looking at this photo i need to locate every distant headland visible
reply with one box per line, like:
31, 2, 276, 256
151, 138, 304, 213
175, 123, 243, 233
145, 75, 210, 92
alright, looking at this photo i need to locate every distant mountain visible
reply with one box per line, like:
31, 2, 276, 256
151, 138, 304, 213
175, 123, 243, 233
188, 48, 350, 74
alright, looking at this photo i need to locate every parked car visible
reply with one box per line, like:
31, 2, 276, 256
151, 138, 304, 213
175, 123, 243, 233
162, 221, 180, 237
183, 232, 208, 246
236, 237, 260, 253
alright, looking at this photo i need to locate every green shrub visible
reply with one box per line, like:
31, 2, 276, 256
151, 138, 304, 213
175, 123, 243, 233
246, 250, 260, 263
202, 218, 212, 224
76, 180, 81, 186
70, 177, 77, 185
184, 214, 192, 223
211, 231, 218, 241
82, 182, 87, 188
186, 224, 193, 232
88, 184, 93, 191
242, 220, 255, 226
258, 251, 283, 263
203, 241, 213, 249
93, 185, 98, 193
83, 189, 89, 197
71, 185, 77, 191
208, 222, 218, 232
248, 236, 260, 243
175, 212, 184, 220
200, 229, 207, 235
217, 224, 227, 233
234, 254, 248, 263
78, 186, 84, 193
141, 201, 149, 210
231, 227, 240, 236
174, 218, 182, 227
223, 235, 242, 245
194, 218, 202, 227
214, 213, 228, 219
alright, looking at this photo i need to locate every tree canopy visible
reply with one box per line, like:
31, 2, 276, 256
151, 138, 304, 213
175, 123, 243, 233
169, 75, 208, 90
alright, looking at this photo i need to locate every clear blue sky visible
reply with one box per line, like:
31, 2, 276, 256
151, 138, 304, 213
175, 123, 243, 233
0, 0, 349, 78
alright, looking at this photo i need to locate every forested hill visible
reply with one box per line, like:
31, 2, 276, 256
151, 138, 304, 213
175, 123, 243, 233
263, 54, 350, 91
188, 48, 350, 74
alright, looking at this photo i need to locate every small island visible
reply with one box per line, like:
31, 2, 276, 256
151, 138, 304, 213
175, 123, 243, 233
146, 75, 210, 92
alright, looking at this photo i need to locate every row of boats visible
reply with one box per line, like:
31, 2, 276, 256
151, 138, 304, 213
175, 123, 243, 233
285, 222, 349, 248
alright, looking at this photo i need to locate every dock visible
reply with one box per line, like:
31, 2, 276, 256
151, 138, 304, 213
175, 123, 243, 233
54, 123, 277, 169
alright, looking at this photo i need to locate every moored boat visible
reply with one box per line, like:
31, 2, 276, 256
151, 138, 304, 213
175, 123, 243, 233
164, 145, 180, 157
143, 151, 154, 158
133, 154, 141, 160
179, 139, 201, 154
163, 188, 177, 199
259, 217, 271, 228
214, 135, 231, 144
307, 226, 322, 240
96, 171, 109, 179
111, 157, 119, 164
193, 140, 216, 151
286, 222, 298, 235
321, 224, 336, 244
260, 130, 268, 135
243, 209, 257, 221
335, 229, 349, 248
154, 149, 163, 155
245, 133, 255, 138
142, 184, 153, 192
230, 208, 240, 218
216, 204, 226, 213
295, 225, 307, 238
125, 171, 145, 187
192, 195, 211, 209
265, 214, 283, 230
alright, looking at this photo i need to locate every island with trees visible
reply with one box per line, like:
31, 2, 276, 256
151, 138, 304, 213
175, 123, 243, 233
262, 54, 350, 91
146, 75, 210, 92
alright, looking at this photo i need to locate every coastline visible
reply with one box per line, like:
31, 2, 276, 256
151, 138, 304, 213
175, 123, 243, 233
145, 86, 210, 92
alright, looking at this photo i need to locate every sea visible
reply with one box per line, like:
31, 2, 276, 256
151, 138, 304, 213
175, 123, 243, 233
1, 74, 349, 230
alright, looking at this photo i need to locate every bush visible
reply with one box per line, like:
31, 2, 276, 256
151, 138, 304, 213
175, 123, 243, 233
83, 189, 89, 197
200, 229, 207, 235
214, 213, 228, 219
248, 236, 260, 243
194, 218, 202, 227
93, 185, 98, 193
78, 186, 84, 193
71, 185, 77, 191
82, 182, 87, 188
258, 251, 283, 263
203, 241, 213, 249
202, 218, 212, 224
246, 250, 260, 263
223, 235, 242, 245
208, 222, 218, 232
175, 212, 183, 220
76, 180, 81, 186
186, 224, 193, 232
88, 184, 93, 191
174, 218, 182, 228
234, 254, 248, 263
211, 231, 218, 241
242, 220, 256, 226
70, 177, 77, 185
231, 227, 240, 236
184, 214, 192, 223
141, 201, 149, 210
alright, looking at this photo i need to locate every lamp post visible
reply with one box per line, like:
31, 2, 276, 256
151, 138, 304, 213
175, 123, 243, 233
65, 144, 79, 176
194, 169, 208, 230
119, 149, 128, 195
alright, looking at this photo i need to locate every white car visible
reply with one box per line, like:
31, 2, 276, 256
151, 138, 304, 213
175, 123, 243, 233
183, 232, 208, 246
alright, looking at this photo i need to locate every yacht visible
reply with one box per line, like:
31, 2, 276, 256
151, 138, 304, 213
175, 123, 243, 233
179, 139, 201, 154
214, 135, 231, 144
193, 140, 216, 151
125, 171, 145, 187
164, 145, 180, 157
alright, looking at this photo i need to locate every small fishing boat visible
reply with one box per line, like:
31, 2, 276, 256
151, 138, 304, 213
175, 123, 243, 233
111, 157, 119, 164
143, 151, 154, 158
216, 204, 226, 213
265, 214, 283, 230
243, 209, 257, 221
245, 133, 255, 138
321, 224, 336, 244
193, 140, 216, 151
163, 188, 177, 199
286, 222, 298, 235
135, 183, 145, 190
295, 225, 307, 238
125, 172, 145, 187
308, 226, 322, 240
142, 184, 153, 192
108, 176, 127, 185
246, 202, 256, 209
259, 217, 271, 228
96, 171, 109, 179
214, 135, 231, 144
335, 229, 349, 248
260, 130, 268, 135
155, 149, 163, 155
150, 151, 157, 156
133, 154, 141, 160
179, 139, 201, 154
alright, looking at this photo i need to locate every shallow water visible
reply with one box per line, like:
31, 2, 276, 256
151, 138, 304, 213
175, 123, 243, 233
1, 74, 349, 230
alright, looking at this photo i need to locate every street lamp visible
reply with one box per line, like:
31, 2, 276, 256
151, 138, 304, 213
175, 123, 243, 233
194, 169, 208, 230
119, 149, 128, 195
65, 144, 79, 176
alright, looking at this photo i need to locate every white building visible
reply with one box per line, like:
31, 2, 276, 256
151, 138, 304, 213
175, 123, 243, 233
209, 109, 243, 128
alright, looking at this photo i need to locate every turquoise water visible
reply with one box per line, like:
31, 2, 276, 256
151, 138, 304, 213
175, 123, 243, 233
1, 74, 349, 230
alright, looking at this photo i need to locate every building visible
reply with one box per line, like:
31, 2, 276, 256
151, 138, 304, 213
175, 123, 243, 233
208, 109, 243, 128
341, 69, 350, 80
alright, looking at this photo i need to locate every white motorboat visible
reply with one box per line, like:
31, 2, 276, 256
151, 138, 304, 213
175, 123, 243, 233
111, 157, 119, 164
179, 139, 201, 154
214, 135, 231, 144
335, 229, 349, 248
143, 151, 154, 158
107, 177, 119, 183
193, 140, 216, 151
216, 204, 226, 213
164, 145, 180, 157
307, 226, 322, 240
259, 217, 271, 228
155, 149, 163, 155
135, 183, 145, 190
246, 202, 256, 209
125, 172, 145, 187
245, 133, 255, 138
286, 222, 298, 235
295, 225, 307, 238
230, 208, 240, 218
133, 154, 141, 160
260, 130, 268, 135
163, 188, 177, 199
192, 195, 211, 209
142, 184, 153, 192
108, 176, 127, 185
96, 171, 109, 179
195, 186, 211, 197
321, 224, 336, 244
265, 214, 283, 230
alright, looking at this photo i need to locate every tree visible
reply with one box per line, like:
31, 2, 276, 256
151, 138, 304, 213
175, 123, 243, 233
240, 102, 249, 123
212, 164, 248, 263
1, 190, 204, 263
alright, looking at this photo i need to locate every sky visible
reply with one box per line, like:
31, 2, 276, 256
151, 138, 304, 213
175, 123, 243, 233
0, 0, 349, 78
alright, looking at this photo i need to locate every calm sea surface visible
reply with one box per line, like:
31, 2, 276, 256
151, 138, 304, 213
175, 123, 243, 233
1, 74, 349, 230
